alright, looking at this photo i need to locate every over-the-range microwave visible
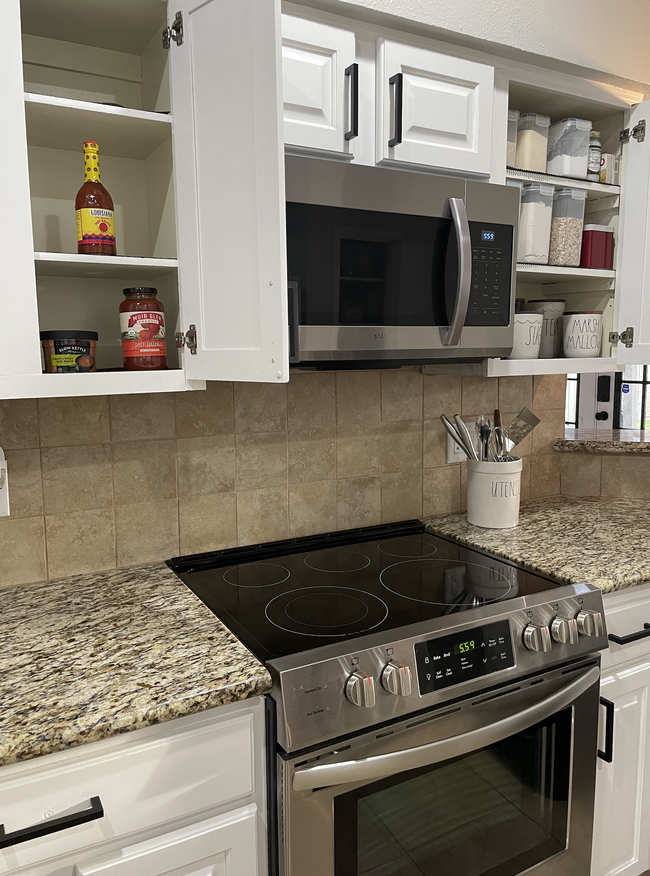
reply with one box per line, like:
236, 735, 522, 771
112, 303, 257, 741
285, 155, 519, 366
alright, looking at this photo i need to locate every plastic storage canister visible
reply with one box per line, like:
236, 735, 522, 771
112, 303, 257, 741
515, 114, 550, 172
517, 183, 554, 264
507, 109, 520, 166
526, 299, 565, 358
466, 457, 523, 529
546, 118, 591, 178
581, 225, 615, 270
549, 188, 587, 267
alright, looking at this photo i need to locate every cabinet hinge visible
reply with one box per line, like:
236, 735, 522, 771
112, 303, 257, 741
162, 11, 183, 49
175, 324, 197, 354
620, 120, 646, 143
608, 327, 634, 348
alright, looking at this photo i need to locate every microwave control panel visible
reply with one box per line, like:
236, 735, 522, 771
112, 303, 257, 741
465, 223, 513, 327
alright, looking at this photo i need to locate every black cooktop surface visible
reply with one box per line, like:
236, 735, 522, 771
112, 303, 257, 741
168, 521, 560, 662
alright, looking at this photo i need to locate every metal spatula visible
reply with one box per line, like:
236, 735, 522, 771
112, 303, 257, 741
506, 407, 541, 448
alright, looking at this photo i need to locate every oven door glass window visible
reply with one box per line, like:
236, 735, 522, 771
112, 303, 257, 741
334, 708, 571, 876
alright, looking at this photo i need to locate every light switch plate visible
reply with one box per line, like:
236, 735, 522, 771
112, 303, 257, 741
0, 447, 9, 517
447, 432, 467, 464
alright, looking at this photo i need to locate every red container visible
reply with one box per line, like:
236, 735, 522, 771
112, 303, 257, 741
580, 224, 614, 270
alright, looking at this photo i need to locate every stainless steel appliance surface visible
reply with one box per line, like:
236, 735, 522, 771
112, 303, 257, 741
168, 520, 608, 876
285, 156, 519, 366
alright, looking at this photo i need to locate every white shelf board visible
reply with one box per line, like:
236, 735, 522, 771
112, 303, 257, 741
34, 252, 178, 280
485, 356, 622, 377
506, 168, 620, 198
0, 370, 206, 400
24, 93, 172, 160
516, 263, 615, 284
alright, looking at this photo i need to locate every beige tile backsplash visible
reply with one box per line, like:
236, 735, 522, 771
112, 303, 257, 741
0, 372, 567, 587
561, 451, 650, 500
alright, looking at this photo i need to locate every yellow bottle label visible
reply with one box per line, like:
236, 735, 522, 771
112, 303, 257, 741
83, 142, 101, 182
76, 208, 115, 246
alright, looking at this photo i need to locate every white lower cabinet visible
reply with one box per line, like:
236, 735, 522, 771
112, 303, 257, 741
592, 585, 650, 876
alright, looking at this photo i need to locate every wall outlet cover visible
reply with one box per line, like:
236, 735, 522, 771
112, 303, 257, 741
447, 431, 467, 464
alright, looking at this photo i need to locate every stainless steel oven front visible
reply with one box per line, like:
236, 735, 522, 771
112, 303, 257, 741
278, 658, 600, 876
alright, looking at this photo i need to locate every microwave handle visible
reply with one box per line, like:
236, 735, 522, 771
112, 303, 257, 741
292, 664, 598, 792
443, 197, 472, 347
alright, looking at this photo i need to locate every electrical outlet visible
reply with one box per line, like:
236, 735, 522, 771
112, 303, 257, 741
447, 432, 467, 464
0, 448, 9, 517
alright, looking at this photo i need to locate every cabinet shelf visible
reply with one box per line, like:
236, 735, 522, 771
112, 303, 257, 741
34, 252, 178, 280
516, 263, 615, 284
485, 356, 622, 377
506, 168, 620, 199
24, 93, 172, 160
0, 370, 204, 400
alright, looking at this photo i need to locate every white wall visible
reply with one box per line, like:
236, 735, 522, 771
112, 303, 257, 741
308, 0, 650, 87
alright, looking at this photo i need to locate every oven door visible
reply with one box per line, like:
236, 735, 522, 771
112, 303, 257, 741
279, 660, 600, 876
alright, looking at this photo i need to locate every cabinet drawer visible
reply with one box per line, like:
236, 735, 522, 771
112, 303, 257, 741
0, 707, 255, 873
603, 584, 650, 669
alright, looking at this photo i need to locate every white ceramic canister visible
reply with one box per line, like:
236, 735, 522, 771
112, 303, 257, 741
563, 311, 603, 358
466, 457, 523, 529
526, 299, 565, 358
507, 311, 543, 359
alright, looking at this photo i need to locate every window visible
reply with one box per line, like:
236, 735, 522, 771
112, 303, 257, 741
616, 366, 650, 430
565, 374, 579, 427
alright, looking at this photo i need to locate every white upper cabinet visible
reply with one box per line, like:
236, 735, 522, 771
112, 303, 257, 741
376, 39, 494, 176
281, 15, 357, 158
169, 0, 289, 383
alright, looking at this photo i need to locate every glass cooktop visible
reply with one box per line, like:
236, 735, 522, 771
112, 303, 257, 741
168, 521, 560, 663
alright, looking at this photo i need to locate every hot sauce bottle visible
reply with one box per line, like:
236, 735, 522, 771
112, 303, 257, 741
120, 287, 167, 371
75, 141, 116, 255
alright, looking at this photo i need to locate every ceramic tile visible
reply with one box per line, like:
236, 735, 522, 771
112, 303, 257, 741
289, 428, 336, 484
177, 435, 235, 498
381, 421, 422, 473
337, 477, 381, 529
423, 419, 448, 469
45, 508, 116, 578
236, 487, 288, 545
115, 500, 179, 566
109, 393, 175, 442
336, 425, 381, 479
234, 383, 287, 433
179, 492, 237, 555
560, 453, 602, 497
236, 432, 287, 492
289, 480, 337, 537
461, 376, 498, 417
174, 382, 235, 438
533, 374, 567, 411
531, 408, 566, 455
0, 399, 39, 450
41, 444, 113, 514
39, 397, 110, 446
422, 375, 462, 420
529, 453, 561, 498
287, 373, 336, 430
498, 377, 533, 414
601, 455, 650, 499
381, 470, 422, 523
0, 517, 47, 587
381, 371, 422, 422
113, 439, 177, 505
520, 456, 531, 501
336, 372, 381, 426
4, 449, 42, 518
423, 466, 461, 517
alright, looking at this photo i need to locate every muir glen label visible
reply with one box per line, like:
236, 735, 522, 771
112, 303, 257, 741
120, 311, 167, 358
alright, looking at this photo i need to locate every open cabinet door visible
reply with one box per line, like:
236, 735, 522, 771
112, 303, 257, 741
614, 99, 650, 366
169, 0, 289, 383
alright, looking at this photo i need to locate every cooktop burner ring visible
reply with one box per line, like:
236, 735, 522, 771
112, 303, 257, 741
223, 562, 291, 588
265, 586, 389, 637
379, 559, 514, 605
377, 537, 438, 558
304, 550, 372, 573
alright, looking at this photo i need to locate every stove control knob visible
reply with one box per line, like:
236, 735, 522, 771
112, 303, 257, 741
576, 609, 604, 638
381, 662, 412, 697
551, 616, 579, 645
345, 671, 376, 708
523, 623, 552, 653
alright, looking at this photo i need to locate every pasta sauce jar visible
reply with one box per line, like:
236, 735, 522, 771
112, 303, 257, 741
119, 287, 167, 371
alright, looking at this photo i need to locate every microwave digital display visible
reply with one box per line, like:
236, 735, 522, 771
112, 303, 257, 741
482, 230, 496, 241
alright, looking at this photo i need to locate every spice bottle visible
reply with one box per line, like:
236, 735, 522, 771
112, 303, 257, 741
75, 142, 116, 256
119, 287, 167, 371
587, 130, 602, 181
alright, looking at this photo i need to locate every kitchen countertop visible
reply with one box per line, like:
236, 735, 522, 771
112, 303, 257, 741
423, 496, 650, 594
555, 428, 650, 453
1, 563, 272, 767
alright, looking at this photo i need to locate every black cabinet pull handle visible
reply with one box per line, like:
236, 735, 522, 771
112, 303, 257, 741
608, 623, 650, 646
345, 63, 359, 141
598, 697, 615, 763
0, 796, 104, 849
388, 72, 403, 148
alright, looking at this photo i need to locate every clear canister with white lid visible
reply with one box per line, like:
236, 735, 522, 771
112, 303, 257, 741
549, 187, 588, 267
507, 109, 520, 167
546, 118, 592, 178
517, 183, 554, 264
515, 114, 551, 172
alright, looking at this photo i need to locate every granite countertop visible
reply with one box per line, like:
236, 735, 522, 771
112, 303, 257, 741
423, 496, 650, 594
555, 428, 650, 453
1, 564, 271, 767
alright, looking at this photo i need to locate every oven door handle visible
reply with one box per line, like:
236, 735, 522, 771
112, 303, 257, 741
443, 197, 472, 347
292, 665, 599, 792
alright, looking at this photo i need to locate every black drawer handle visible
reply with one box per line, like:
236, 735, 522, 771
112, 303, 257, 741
388, 72, 403, 148
0, 796, 104, 849
598, 697, 615, 763
608, 623, 650, 646
345, 63, 359, 141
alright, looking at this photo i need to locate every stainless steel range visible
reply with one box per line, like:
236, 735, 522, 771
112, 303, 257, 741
168, 520, 609, 876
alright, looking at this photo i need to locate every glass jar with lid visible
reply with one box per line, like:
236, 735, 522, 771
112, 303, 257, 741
119, 287, 167, 371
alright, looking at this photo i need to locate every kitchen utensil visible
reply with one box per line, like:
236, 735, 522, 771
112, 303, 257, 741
440, 414, 474, 460
506, 407, 541, 447
454, 415, 480, 462
480, 422, 492, 461
493, 409, 504, 457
